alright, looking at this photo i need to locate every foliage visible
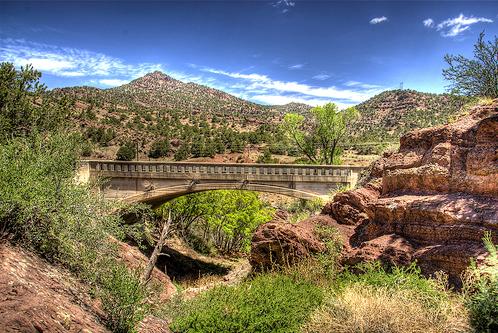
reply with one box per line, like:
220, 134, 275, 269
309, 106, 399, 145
0, 62, 71, 139
301, 261, 468, 333
158, 190, 274, 254
117, 141, 137, 161
443, 32, 498, 98
282, 103, 358, 164
0, 63, 150, 333
463, 232, 498, 332
100, 265, 151, 333
169, 273, 323, 333
256, 147, 276, 163
302, 283, 469, 333
281, 198, 323, 223
148, 137, 171, 158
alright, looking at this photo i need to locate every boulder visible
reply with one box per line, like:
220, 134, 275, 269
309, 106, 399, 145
250, 215, 335, 269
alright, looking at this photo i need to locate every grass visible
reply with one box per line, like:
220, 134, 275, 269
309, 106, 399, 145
302, 284, 469, 333
168, 273, 323, 333
166, 256, 475, 333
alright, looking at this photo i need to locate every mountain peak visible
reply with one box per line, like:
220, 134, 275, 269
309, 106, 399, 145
142, 70, 175, 81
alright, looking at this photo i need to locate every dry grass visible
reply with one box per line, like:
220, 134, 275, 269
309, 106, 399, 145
302, 284, 470, 333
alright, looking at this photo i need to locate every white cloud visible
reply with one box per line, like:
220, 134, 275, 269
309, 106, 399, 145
436, 14, 493, 37
273, 0, 295, 14
345, 80, 382, 89
313, 73, 331, 80
99, 79, 130, 86
370, 16, 388, 24
288, 63, 304, 70
200, 67, 386, 106
0, 39, 163, 79
423, 18, 434, 28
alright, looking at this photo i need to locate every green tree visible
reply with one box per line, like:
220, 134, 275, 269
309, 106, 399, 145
0, 62, 70, 138
159, 191, 273, 254
116, 141, 136, 161
443, 32, 498, 98
282, 103, 358, 164
148, 138, 170, 158
174, 141, 190, 161
257, 148, 276, 164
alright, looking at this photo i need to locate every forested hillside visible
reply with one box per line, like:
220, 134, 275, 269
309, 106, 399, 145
50, 73, 471, 162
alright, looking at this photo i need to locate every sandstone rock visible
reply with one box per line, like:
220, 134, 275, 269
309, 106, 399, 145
343, 234, 415, 267
0, 243, 109, 333
250, 100, 498, 283
322, 181, 381, 226
250, 215, 334, 269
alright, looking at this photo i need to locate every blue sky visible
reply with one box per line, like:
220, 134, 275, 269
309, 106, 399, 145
1, 1, 497, 107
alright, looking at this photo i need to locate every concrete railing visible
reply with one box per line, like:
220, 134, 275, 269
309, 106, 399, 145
78, 160, 365, 202
81, 160, 364, 182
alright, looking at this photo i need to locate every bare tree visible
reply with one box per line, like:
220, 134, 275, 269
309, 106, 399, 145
142, 210, 172, 284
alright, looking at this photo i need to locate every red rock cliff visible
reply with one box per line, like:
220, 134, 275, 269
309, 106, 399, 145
251, 100, 498, 283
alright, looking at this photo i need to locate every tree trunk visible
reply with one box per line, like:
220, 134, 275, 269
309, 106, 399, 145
142, 210, 172, 284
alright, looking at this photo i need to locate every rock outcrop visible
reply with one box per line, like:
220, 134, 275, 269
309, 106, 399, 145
0, 241, 175, 332
251, 100, 498, 283
0, 243, 109, 332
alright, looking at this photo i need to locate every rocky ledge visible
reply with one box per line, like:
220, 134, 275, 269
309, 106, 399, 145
251, 100, 498, 284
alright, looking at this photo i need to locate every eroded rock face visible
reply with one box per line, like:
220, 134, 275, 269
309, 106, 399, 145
250, 101, 498, 283
0, 243, 109, 333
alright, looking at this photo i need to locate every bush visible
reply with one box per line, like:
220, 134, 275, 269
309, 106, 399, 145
169, 274, 323, 333
100, 265, 151, 333
463, 232, 498, 332
303, 262, 469, 333
148, 138, 170, 158
0, 63, 151, 332
117, 141, 136, 161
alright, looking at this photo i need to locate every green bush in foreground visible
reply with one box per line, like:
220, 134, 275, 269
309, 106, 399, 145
100, 265, 151, 333
464, 232, 498, 333
0, 133, 150, 332
0, 63, 151, 332
169, 274, 323, 333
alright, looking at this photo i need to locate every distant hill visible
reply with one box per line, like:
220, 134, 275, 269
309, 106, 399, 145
50, 73, 470, 161
271, 102, 313, 115
54, 71, 279, 126
350, 89, 470, 143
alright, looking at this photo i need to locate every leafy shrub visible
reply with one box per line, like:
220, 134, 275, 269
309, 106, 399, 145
169, 274, 323, 333
158, 190, 273, 254
80, 140, 93, 157
148, 138, 170, 158
256, 148, 276, 164
117, 141, 136, 161
463, 232, 498, 332
100, 265, 151, 333
0, 64, 150, 332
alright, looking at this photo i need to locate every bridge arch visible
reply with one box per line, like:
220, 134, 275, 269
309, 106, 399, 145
78, 160, 364, 206
120, 182, 324, 207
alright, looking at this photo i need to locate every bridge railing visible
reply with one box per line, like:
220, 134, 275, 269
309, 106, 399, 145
83, 160, 364, 179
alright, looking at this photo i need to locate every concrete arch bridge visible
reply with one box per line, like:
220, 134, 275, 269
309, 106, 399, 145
77, 160, 364, 206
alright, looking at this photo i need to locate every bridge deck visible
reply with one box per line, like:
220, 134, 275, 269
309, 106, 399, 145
77, 160, 364, 203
